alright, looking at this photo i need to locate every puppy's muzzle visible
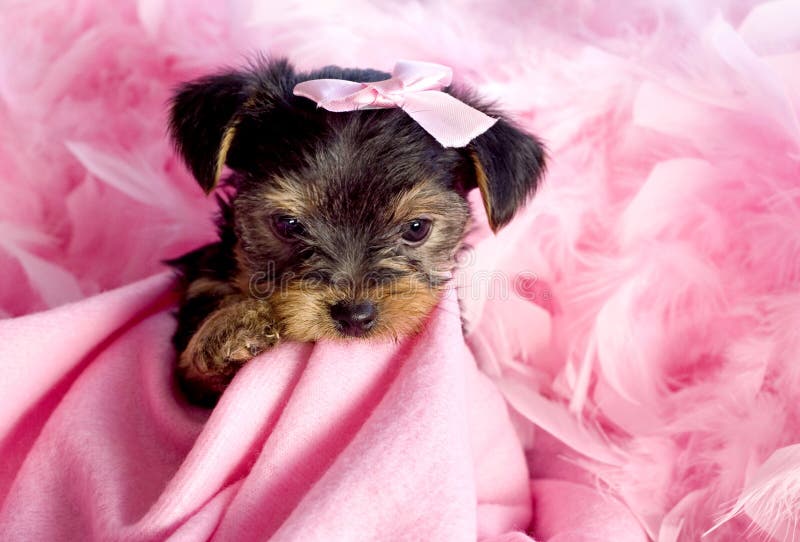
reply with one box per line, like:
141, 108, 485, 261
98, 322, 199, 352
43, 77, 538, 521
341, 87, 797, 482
330, 300, 377, 337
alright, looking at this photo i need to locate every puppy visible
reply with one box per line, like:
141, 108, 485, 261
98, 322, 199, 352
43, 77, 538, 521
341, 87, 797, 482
168, 58, 546, 405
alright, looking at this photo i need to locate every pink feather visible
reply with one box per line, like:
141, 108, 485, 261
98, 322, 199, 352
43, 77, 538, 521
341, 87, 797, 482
708, 444, 800, 541
1, 0, 800, 539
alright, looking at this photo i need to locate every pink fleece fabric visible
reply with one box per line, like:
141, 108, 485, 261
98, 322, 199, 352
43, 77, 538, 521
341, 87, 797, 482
0, 274, 532, 541
2, 1, 800, 541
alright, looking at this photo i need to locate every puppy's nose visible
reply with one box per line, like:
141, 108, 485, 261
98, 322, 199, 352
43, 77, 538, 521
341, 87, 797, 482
330, 300, 377, 337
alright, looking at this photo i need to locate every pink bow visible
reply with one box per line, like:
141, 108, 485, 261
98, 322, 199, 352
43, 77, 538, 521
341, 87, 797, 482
293, 60, 497, 147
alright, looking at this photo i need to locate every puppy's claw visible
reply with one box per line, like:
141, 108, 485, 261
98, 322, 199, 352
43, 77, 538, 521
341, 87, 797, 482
176, 299, 278, 405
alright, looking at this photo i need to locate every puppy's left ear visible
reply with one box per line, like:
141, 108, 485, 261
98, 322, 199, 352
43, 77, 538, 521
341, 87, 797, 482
169, 71, 250, 193
465, 119, 547, 231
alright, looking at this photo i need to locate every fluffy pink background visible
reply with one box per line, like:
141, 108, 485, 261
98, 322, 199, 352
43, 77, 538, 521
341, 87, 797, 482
1, 0, 799, 540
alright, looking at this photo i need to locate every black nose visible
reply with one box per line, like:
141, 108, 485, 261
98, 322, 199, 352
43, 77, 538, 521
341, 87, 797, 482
330, 300, 377, 337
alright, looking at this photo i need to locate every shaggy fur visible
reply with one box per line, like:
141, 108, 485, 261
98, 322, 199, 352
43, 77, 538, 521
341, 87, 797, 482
167, 58, 545, 404
1, 1, 799, 539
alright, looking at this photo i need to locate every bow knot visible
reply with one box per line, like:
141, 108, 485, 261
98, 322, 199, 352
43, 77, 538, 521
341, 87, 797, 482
293, 60, 497, 147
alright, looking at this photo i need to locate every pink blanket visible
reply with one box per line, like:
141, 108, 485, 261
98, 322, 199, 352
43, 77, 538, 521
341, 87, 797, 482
2, 1, 800, 540
0, 274, 534, 540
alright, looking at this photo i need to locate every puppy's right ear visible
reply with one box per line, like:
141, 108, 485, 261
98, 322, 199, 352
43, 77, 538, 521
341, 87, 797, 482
169, 72, 250, 193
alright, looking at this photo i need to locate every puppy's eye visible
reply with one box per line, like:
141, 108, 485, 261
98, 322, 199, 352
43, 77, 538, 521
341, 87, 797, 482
401, 218, 432, 245
272, 215, 305, 240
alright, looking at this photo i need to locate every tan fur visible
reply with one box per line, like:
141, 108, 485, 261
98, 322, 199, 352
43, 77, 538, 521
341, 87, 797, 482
369, 275, 442, 339
179, 298, 279, 396
207, 122, 239, 193
186, 276, 238, 301
469, 150, 496, 231
270, 275, 443, 343
261, 175, 321, 218
390, 180, 445, 222
208, 92, 263, 193
269, 284, 340, 342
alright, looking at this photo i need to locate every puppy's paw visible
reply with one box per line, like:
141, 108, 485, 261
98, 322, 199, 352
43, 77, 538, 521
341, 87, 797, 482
177, 299, 279, 406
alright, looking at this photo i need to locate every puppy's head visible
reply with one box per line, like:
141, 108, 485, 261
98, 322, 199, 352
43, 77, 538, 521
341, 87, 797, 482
169, 58, 546, 341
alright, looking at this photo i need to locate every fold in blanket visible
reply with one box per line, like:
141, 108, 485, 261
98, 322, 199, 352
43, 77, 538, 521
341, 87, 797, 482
0, 273, 533, 541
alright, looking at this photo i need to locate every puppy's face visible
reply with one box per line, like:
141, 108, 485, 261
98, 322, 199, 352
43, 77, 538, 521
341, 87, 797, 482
234, 151, 469, 342
169, 59, 545, 341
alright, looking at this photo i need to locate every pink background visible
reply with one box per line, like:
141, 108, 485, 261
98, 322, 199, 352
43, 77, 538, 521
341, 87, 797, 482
1, 1, 799, 540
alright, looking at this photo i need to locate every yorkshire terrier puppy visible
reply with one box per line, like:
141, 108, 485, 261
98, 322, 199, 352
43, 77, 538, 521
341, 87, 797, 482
168, 58, 546, 405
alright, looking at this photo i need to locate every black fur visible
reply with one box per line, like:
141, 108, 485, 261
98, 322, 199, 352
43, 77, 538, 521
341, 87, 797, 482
169, 73, 250, 192
168, 196, 238, 355
168, 58, 546, 213
166, 57, 547, 403
466, 118, 547, 229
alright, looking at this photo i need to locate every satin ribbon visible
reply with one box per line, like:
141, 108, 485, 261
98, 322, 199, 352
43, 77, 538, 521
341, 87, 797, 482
293, 60, 497, 147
